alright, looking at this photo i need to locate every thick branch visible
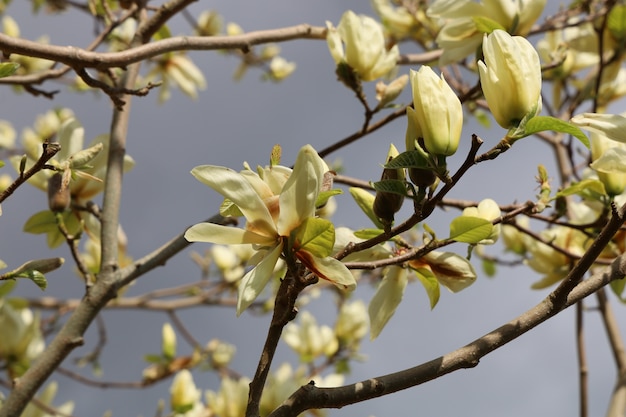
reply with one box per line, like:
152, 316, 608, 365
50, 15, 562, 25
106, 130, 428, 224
269, 252, 626, 417
0, 25, 326, 70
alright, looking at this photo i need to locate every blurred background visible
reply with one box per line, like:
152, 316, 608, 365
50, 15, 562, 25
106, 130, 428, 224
0, 1, 621, 416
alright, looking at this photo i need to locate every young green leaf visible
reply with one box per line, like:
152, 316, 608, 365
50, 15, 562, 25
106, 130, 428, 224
523, 116, 590, 148
0, 62, 19, 78
449, 216, 493, 244
292, 217, 335, 258
384, 149, 429, 169
555, 179, 606, 199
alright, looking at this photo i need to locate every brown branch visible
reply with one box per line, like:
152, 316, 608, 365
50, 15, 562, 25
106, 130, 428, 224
268, 249, 626, 417
0, 142, 60, 204
0, 25, 327, 71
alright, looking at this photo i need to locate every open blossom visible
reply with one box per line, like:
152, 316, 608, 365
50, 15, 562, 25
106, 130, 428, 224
326, 10, 399, 81
478, 30, 542, 129
428, 0, 546, 64
0, 301, 45, 377
185, 145, 356, 315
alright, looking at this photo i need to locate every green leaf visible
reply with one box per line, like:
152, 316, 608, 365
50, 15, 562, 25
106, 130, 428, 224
384, 149, 429, 169
413, 267, 440, 309
472, 16, 506, 34
372, 179, 408, 196
608, 5, 626, 41
449, 216, 493, 244
349, 187, 384, 229
23, 210, 58, 234
555, 179, 606, 199
0, 160, 5, 168
292, 217, 335, 258
173, 404, 194, 414
219, 199, 243, 217
143, 354, 166, 364
353, 228, 384, 240
523, 116, 590, 148
316, 189, 342, 208
28, 272, 47, 291
0, 62, 19, 78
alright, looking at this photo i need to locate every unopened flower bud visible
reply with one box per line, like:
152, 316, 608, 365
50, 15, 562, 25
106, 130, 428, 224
373, 145, 405, 227
47, 172, 70, 212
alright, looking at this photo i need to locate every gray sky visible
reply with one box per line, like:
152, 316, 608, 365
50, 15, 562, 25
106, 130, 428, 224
0, 1, 621, 417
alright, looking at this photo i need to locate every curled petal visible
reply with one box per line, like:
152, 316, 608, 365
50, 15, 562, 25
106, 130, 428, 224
191, 165, 276, 236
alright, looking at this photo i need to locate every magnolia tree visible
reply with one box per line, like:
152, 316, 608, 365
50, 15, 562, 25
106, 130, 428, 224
1, 0, 626, 416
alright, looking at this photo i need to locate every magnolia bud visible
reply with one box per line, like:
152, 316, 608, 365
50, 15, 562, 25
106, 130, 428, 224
47, 172, 70, 212
373, 145, 405, 226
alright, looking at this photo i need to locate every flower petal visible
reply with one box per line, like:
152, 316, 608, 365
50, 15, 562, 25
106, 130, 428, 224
185, 223, 275, 246
297, 252, 356, 291
237, 243, 283, 315
277, 145, 326, 236
191, 165, 276, 236
368, 266, 408, 339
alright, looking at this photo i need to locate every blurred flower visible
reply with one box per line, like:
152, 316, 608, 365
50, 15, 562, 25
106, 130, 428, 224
162, 322, 177, 360
0, 300, 45, 377
407, 66, 462, 156
428, 0, 546, 64
170, 370, 203, 416
0, 120, 15, 150
210, 244, 247, 283
206, 376, 250, 417
371, 0, 421, 41
269, 56, 296, 81
195, 10, 222, 36
375, 74, 409, 109
461, 198, 501, 244
206, 339, 236, 368
2, 16, 54, 74
146, 53, 206, 102
283, 310, 339, 362
185, 144, 356, 315
107, 18, 136, 52
22, 381, 74, 417
501, 216, 530, 255
478, 30, 542, 131
326, 10, 399, 81
334, 299, 369, 347
589, 131, 626, 196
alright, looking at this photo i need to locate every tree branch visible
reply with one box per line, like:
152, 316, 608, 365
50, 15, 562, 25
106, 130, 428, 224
268, 250, 626, 417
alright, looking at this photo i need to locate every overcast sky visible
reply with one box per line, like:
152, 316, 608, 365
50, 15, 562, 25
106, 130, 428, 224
0, 1, 622, 417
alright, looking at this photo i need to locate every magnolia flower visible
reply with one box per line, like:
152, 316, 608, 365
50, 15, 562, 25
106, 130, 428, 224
334, 299, 369, 346
326, 10, 399, 81
269, 56, 296, 81
461, 198, 501, 244
206, 377, 250, 417
428, 0, 546, 64
409, 251, 477, 293
206, 339, 236, 368
162, 322, 177, 360
0, 120, 15, 149
376, 74, 409, 109
146, 53, 207, 102
501, 216, 531, 255
571, 113, 626, 144
407, 66, 463, 156
525, 226, 587, 289
283, 310, 339, 361
589, 131, 626, 196
185, 145, 356, 315
478, 30, 542, 130
0, 301, 45, 377
21, 381, 74, 417
170, 370, 203, 415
